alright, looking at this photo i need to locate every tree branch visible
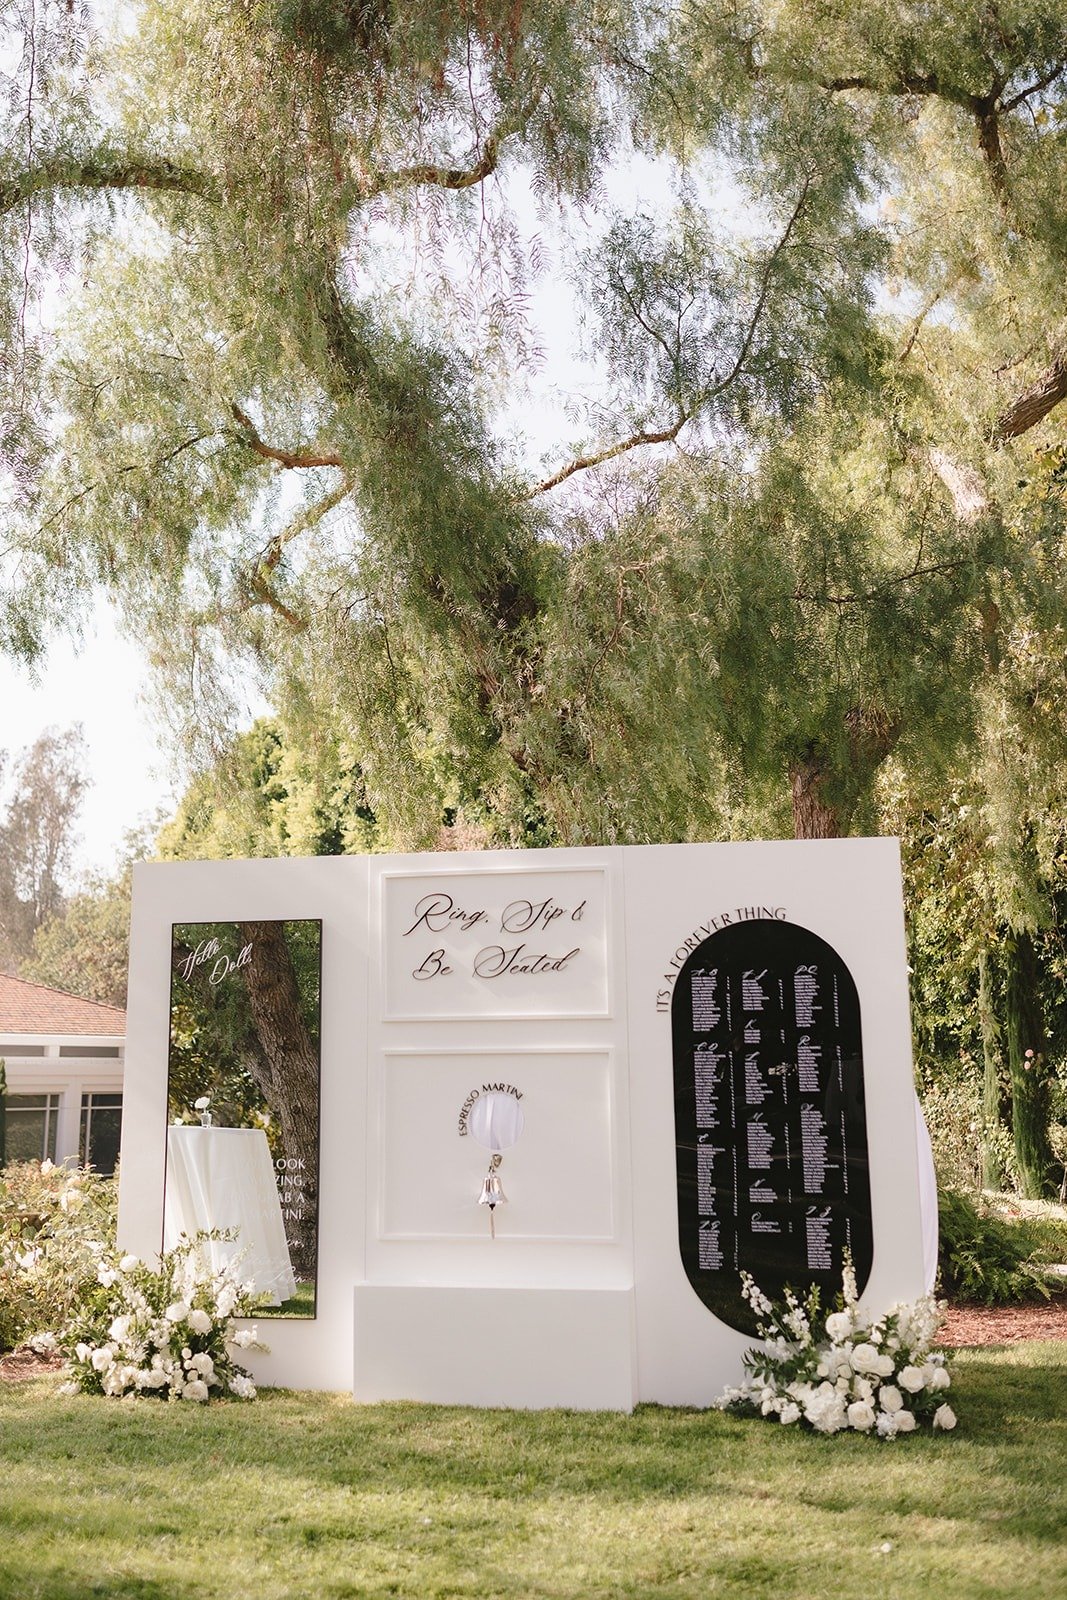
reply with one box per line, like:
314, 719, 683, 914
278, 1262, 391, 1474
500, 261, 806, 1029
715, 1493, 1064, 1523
929, 448, 990, 522
0, 154, 216, 217
993, 352, 1067, 440
1001, 61, 1067, 112
525, 173, 815, 497
815, 69, 1021, 207
32, 434, 212, 538
523, 415, 689, 499
229, 403, 345, 470
363, 83, 544, 199
367, 140, 502, 197
255, 478, 353, 578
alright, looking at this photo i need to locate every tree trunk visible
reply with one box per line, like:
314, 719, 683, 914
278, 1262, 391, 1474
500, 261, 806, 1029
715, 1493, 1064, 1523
978, 946, 1009, 1189
237, 920, 321, 1282
1003, 928, 1055, 1198
789, 748, 842, 839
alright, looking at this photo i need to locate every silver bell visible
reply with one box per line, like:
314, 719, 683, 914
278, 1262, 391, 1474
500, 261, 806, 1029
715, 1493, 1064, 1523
477, 1155, 507, 1236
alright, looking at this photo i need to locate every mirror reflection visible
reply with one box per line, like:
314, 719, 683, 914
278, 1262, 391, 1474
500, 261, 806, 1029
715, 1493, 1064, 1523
165, 919, 322, 1318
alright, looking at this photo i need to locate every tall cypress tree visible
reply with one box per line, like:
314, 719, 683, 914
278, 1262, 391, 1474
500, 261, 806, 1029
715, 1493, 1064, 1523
1003, 930, 1056, 1198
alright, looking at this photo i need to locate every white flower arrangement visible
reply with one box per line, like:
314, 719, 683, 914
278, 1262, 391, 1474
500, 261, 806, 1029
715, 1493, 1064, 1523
58, 1232, 268, 1403
714, 1260, 957, 1439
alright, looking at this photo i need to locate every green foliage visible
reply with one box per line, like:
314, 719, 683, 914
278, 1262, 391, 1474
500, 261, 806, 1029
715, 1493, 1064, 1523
0, 1161, 117, 1351
20, 867, 132, 1008
8, 0, 1067, 851
936, 1187, 1061, 1305
0, 727, 88, 970
157, 718, 381, 860
921, 1078, 988, 1193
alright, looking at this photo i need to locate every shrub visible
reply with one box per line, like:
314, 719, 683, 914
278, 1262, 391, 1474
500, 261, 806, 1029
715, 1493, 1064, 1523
937, 1187, 1060, 1304
0, 1161, 117, 1351
921, 1079, 993, 1192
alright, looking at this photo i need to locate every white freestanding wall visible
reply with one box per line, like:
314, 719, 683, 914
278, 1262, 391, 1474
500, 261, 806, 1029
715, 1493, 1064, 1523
118, 839, 926, 1408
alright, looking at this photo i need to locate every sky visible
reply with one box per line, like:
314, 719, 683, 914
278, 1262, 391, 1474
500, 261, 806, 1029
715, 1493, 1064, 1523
0, 597, 178, 877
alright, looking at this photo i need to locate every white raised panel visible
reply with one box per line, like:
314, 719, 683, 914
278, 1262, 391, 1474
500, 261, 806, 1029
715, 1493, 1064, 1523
379, 1049, 615, 1240
381, 866, 609, 1020
353, 1286, 637, 1410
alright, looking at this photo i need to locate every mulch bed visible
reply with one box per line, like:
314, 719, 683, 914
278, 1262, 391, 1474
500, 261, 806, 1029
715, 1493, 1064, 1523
0, 1348, 64, 1383
937, 1296, 1067, 1346
2, 1300, 1066, 1382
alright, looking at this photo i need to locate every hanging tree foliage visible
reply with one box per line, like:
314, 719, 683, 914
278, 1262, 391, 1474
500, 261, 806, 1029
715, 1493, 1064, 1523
3, 1, 1067, 859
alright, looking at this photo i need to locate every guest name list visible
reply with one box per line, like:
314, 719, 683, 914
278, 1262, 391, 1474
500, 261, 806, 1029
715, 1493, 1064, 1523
671, 915, 874, 1336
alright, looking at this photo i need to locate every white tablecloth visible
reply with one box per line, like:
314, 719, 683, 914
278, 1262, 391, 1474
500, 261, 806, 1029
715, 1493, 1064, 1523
163, 1126, 297, 1306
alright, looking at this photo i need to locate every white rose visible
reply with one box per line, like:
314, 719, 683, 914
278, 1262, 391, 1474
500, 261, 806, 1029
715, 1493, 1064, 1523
165, 1301, 190, 1324
805, 1390, 847, 1433
894, 1409, 917, 1433
90, 1346, 115, 1372
194, 1096, 211, 1111
187, 1309, 212, 1334
181, 1379, 209, 1402
928, 1366, 951, 1391
109, 1316, 131, 1343
825, 1311, 853, 1343
874, 1354, 896, 1378
933, 1404, 957, 1431
119, 1254, 140, 1272
190, 1352, 214, 1375
879, 1385, 903, 1414
75, 1342, 91, 1363
847, 1400, 875, 1431
849, 1342, 880, 1373
779, 1402, 801, 1425
898, 1365, 925, 1394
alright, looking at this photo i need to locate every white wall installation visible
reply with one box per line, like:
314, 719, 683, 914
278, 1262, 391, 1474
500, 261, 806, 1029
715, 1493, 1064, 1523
119, 839, 926, 1408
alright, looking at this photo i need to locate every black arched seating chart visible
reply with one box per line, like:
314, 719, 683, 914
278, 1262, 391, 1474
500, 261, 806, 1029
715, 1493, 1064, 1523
672, 918, 874, 1337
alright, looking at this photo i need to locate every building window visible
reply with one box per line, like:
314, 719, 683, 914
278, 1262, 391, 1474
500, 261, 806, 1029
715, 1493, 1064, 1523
80, 1093, 123, 1177
3, 1094, 60, 1165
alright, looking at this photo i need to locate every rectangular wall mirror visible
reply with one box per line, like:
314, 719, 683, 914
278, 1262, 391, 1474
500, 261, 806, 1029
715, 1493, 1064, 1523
164, 919, 322, 1319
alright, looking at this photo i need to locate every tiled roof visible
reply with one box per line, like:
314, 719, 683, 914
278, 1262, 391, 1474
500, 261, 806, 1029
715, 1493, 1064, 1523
0, 972, 126, 1036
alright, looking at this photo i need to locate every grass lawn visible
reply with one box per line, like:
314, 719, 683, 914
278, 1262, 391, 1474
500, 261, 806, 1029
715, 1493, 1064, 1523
1, 1342, 1064, 1600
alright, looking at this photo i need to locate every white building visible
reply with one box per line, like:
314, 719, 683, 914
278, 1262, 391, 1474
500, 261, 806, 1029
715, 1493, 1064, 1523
0, 973, 125, 1174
